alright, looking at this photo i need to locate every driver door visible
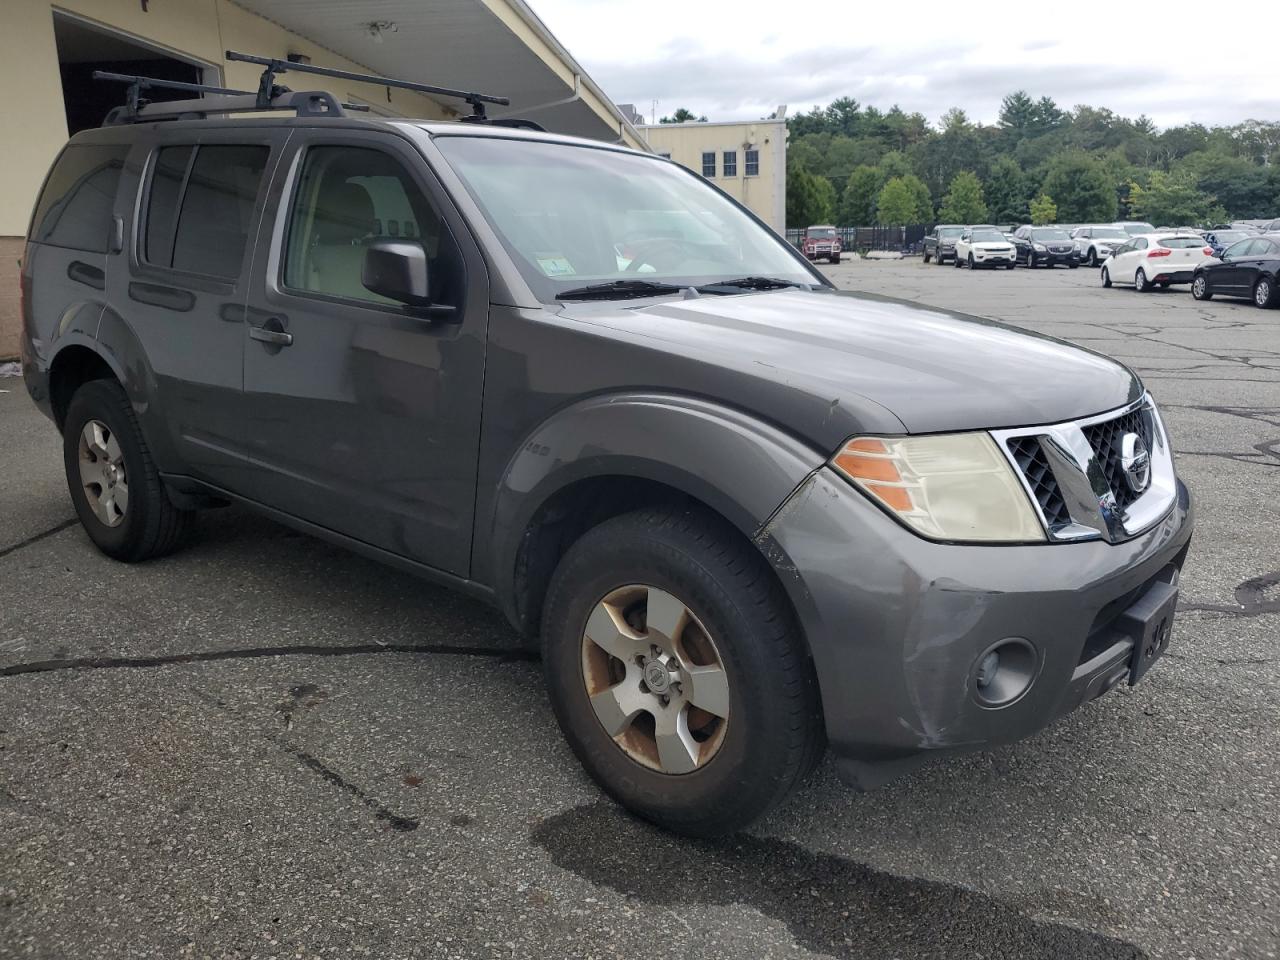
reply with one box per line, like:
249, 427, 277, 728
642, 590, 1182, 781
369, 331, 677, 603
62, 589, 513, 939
238, 131, 489, 577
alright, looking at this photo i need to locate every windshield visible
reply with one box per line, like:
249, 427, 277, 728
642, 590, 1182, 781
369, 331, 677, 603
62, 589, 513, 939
807, 227, 837, 238
1215, 231, 1246, 243
434, 136, 815, 300
1091, 228, 1128, 239
937, 227, 965, 238
969, 230, 1006, 243
1122, 222, 1155, 234
1031, 229, 1070, 240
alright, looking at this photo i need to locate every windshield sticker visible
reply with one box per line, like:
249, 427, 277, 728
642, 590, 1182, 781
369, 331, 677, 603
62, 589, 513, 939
536, 254, 576, 276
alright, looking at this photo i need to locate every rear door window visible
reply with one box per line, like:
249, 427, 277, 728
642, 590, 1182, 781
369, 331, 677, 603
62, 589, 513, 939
29, 143, 129, 252
143, 144, 270, 278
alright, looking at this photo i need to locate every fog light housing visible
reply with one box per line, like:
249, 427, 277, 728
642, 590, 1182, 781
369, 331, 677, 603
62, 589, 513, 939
972, 638, 1038, 707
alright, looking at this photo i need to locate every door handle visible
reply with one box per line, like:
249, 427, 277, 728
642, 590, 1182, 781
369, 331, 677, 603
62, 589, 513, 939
249, 321, 293, 347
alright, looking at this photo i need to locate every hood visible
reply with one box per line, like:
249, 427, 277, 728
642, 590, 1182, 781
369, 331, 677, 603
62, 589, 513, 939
558, 289, 1140, 449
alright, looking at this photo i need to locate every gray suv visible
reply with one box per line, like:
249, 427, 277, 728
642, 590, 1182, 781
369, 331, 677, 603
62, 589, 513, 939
20, 77, 1193, 836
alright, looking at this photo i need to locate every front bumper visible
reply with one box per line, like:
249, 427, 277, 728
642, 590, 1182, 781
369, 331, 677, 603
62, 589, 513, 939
758, 467, 1194, 789
1031, 250, 1080, 265
972, 252, 1014, 265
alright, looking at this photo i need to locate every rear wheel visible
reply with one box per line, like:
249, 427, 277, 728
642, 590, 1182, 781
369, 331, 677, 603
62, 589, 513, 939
1255, 277, 1277, 308
541, 506, 823, 837
1191, 274, 1212, 300
63, 379, 192, 562
953, 253, 962, 268
1102, 267, 1112, 288
1135, 268, 1150, 293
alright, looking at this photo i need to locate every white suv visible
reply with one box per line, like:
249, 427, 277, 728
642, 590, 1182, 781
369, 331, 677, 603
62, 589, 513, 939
954, 227, 1017, 269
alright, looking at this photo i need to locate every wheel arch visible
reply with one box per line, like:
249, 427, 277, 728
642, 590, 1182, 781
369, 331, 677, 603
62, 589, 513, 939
482, 392, 825, 640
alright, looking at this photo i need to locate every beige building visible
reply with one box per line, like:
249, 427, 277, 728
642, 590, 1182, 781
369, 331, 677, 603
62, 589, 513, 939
636, 109, 788, 234
0, 0, 646, 358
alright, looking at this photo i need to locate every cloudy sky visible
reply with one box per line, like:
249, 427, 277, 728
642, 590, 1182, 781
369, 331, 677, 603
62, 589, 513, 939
532, 1, 1276, 130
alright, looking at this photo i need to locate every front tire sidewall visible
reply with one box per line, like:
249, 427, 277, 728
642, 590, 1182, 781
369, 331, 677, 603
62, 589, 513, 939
541, 509, 818, 835
1102, 267, 1112, 288
1192, 275, 1210, 300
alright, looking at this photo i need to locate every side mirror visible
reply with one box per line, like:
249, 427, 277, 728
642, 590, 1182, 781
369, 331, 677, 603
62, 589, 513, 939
362, 240, 433, 308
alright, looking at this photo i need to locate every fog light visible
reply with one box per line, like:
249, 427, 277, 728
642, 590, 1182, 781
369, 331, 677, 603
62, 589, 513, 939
972, 638, 1038, 708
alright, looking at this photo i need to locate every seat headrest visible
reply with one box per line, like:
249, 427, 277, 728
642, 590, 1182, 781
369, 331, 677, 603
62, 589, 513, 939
314, 181, 375, 243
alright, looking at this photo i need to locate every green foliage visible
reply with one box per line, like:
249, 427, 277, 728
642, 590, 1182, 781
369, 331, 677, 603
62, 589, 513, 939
937, 171, 988, 224
875, 175, 932, 225
1029, 194, 1058, 225
659, 107, 707, 123
786, 91, 1276, 228
1128, 172, 1225, 226
1041, 152, 1117, 222
786, 165, 834, 228
838, 165, 881, 226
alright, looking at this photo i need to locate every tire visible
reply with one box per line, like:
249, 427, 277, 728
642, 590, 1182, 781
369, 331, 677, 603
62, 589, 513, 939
923, 250, 931, 263
954, 254, 963, 268
63, 378, 192, 562
1135, 268, 1150, 293
1027, 253, 1036, 269
1102, 267, 1112, 288
967, 254, 975, 269
1191, 274, 1212, 300
1069, 262, 1079, 269
830, 254, 840, 264
1087, 249, 1098, 267
541, 505, 823, 837
1254, 276, 1276, 308
1006, 262, 1015, 270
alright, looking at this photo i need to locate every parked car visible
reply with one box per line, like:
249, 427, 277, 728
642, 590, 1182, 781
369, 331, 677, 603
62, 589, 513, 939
802, 224, 841, 263
1203, 229, 1251, 257
1101, 233, 1215, 292
1114, 221, 1156, 236
954, 227, 1017, 268
1012, 226, 1080, 268
1070, 225, 1130, 267
21, 67, 1194, 837
922, 224, 965, 264
1191, 235, 1280, 307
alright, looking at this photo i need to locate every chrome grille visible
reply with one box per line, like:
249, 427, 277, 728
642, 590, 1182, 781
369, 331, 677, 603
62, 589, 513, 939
1005, 436, 1070, 528
1082, 408, 1153, 510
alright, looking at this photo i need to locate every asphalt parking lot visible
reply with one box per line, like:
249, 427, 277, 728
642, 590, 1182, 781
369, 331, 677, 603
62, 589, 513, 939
2, 258, 1278, 960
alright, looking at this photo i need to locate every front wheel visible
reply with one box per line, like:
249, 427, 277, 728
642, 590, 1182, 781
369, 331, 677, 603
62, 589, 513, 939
541, 506, 823, 837
1102, 267, 1112, 288
1192, 274, 1212, 300
1006, 262, 1015, 270
1026, 254, 1036, 269
1255, 277, 1277, 308
968, 254, 976, 269
1087, 249, 1098, 267
923, 251, 932, 263
1135, 268, 1150, 293
63, 379, 192, 562
1069, 262, 1079, 269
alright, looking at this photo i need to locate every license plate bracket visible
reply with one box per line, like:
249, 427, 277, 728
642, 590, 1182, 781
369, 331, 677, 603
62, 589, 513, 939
1116, 579, 1178, 686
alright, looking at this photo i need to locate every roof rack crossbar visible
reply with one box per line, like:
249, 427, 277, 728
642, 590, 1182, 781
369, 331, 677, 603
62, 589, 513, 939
225, 50, 510, 119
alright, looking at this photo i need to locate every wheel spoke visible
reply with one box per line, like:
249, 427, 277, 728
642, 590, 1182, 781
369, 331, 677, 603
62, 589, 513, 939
94, 490, 116, 526
589, 681, 648, 737
644, 588, 687, 645
584, 601, 645, 661
683, 664, 730, 719
654, 708, 699, 775
113, 478, 129, 515
84, 422, 111, 461
103, 431, 123, 466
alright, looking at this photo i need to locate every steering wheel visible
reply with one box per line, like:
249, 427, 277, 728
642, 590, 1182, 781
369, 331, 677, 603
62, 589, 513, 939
623, 237, 701, 273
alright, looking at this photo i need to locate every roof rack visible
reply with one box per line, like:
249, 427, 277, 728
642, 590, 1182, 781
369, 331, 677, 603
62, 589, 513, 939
96, 53, 543, 130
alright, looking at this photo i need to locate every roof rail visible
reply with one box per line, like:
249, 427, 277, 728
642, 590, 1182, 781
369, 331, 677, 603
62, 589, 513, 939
95, 71, 371, 125
225, 50, 510, 120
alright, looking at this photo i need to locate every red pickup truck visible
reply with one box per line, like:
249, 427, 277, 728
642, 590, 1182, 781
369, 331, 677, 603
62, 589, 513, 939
802, 225, 842, 263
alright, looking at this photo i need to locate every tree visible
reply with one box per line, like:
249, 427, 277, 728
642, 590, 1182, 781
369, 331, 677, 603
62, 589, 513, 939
1128, 172, 1221, 227
985, 156, 1032, 222
906, 175, 935, 223
1029, 194, 1058, 225
838, 165, 881, 226
998, 90, 1037, 141
937, 171, 988, 224
659, 107, 706, 123
875, 177, 915, 225
1042, 152, 1117, 222
786, 166, 834, 227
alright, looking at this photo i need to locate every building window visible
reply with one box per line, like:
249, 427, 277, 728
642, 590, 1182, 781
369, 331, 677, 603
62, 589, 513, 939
745, 149, 760, 177
701, 152, 716, 178
722, 150, 737, 177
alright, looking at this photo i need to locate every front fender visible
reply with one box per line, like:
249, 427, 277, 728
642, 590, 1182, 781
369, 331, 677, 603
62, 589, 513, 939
483, 392, 826, 626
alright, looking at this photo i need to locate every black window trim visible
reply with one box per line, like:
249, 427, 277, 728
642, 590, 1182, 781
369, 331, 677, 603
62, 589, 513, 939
134, 135, 276, 287
274, 140, 467, 317
27, 141, 131, 254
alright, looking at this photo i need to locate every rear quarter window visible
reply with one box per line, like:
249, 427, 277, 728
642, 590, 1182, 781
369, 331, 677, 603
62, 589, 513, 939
29, 143, 129, 252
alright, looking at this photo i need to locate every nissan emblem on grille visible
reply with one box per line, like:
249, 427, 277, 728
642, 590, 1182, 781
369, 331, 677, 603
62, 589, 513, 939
1120, 433, 1151, 494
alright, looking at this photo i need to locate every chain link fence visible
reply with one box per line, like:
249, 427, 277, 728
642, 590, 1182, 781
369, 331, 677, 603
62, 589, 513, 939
785, 225, 930, 256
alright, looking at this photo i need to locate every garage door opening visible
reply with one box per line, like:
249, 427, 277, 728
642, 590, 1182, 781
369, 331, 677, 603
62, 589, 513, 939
53, 13, 212, 136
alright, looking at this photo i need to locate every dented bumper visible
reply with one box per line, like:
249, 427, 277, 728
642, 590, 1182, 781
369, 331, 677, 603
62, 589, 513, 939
758, 466, 1194, 790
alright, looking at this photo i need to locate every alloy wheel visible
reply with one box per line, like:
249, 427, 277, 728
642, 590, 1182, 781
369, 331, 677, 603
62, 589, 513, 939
77, 419, 129, 528
1256, 279, 1272, 307
581, 584, 730, 775
1192, 276, 1207, 299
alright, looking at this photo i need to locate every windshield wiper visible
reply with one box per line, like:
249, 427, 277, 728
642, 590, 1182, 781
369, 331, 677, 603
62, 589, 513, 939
695, 276, 806, 293
557, 279, 684, 301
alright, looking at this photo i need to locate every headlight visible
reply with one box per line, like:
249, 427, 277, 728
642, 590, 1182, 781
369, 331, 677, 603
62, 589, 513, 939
1033, 243, 1047, 252
831, 434, 1045, 543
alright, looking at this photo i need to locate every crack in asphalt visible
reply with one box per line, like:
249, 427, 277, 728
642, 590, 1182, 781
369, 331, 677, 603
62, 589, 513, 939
0, 518, 78, 560
0, 642, 537, 678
